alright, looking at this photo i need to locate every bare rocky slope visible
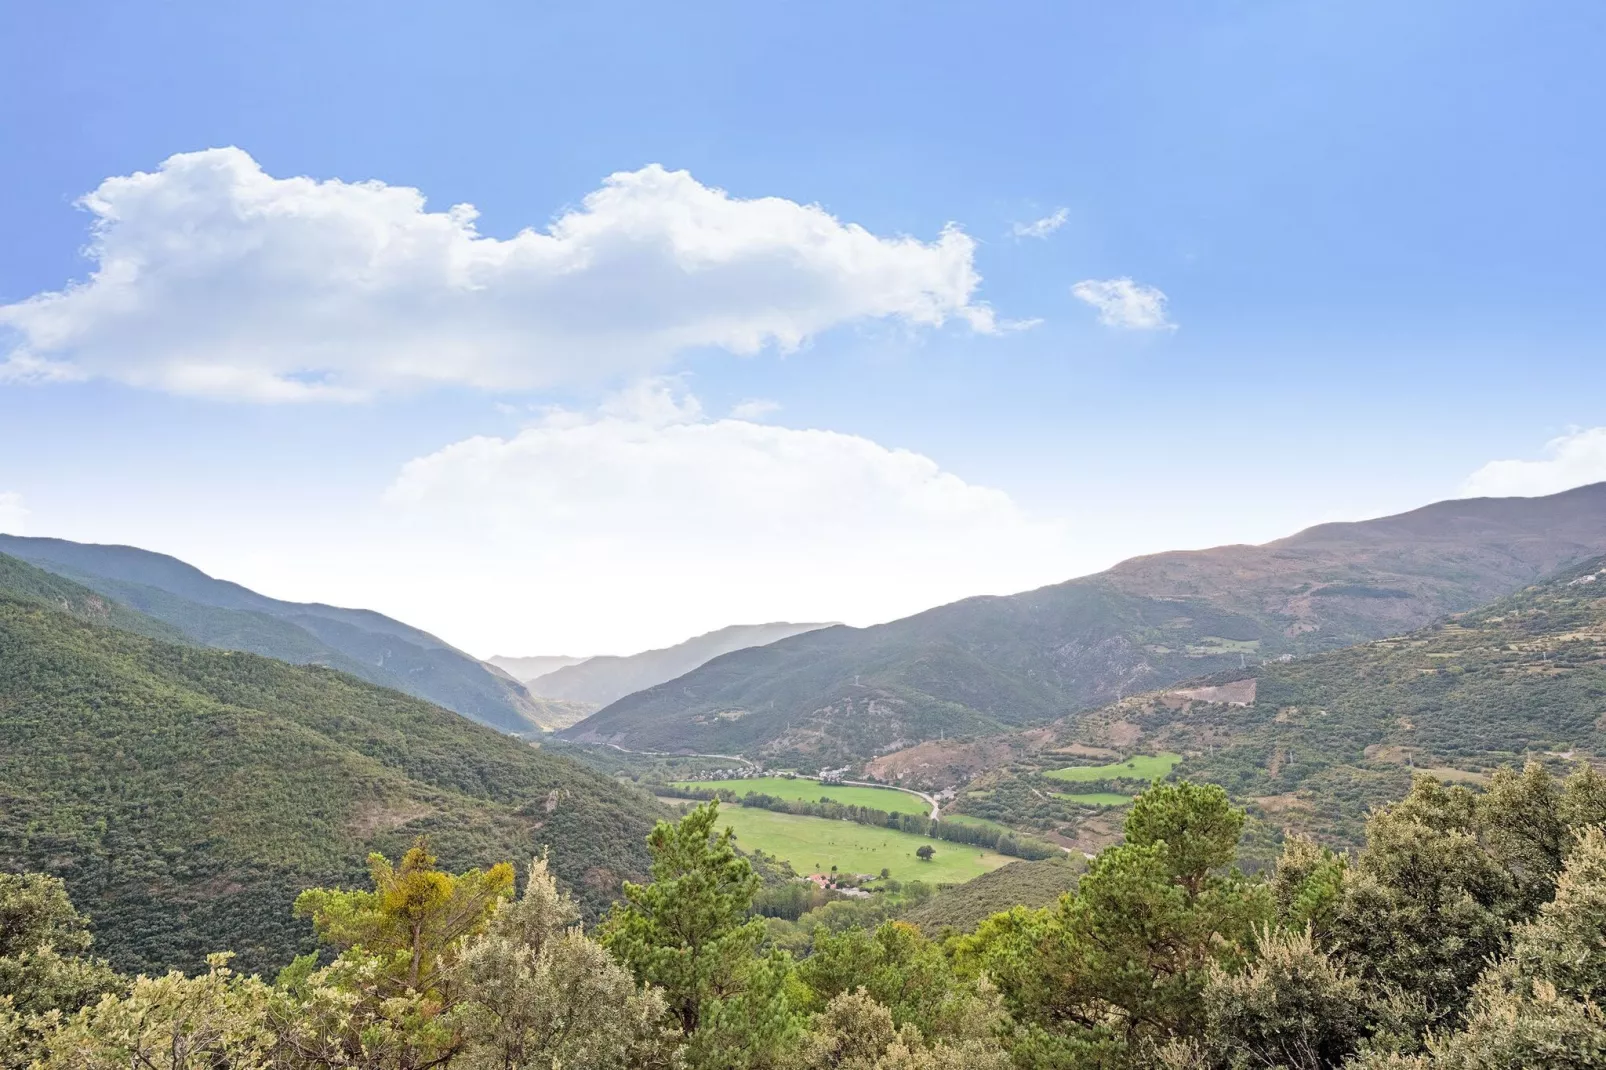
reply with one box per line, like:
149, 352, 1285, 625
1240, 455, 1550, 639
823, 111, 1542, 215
562, 484, 1606, 764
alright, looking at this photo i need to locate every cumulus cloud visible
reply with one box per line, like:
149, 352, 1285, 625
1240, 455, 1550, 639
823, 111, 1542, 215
0, 148, 995, 401
1462, 428, 1606, 498
0, 492, 27, 535
1071, 277, 1176, 330
729, 398, 780, 420
1010, 208, 1068, 240
381, 380, 1069, 643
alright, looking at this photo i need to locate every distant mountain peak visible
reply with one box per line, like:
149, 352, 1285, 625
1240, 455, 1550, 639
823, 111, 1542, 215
516, 621, 836, 708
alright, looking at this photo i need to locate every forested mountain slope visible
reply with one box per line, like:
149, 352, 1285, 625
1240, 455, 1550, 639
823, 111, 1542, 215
564, 484, 1606, 763
513, 621, 832, 707
0, 554, 663, 975
1047, 553, 1606, 844
0, 535, 550, 734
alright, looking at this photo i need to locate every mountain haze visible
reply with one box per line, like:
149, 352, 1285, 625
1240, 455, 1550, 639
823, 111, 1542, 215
0, 551, 662, 975
562, 484, 1606, 763
514, 621, 833, 708
0, 535, 551, 735
489, 654, 590, 682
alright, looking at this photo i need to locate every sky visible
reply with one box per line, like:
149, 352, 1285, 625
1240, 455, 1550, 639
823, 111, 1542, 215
2, 1, 1604, 657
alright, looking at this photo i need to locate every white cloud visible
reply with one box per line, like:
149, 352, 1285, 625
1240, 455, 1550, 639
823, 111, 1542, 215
1462, 428, 1606, 498
1071, 277, 1176, 331
729, 398, 780, 420
0, 148, 996, 401
380, 380, 1070, 650
0, 492, 27, 535
1010, 208, 1068, 240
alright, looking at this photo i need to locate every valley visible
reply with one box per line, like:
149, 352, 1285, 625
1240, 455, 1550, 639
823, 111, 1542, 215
705, 806, 1015, 884
9, 486, 1606, 998
9, 489, 1606, 1069
672, 776, 933, 816
560, 483, 1606, 766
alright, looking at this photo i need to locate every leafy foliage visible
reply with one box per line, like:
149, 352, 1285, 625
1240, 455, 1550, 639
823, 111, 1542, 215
600, 801, 795, 1064
11, 769, 1606, 1069
0, 581, 662, 976
902, 858, 1082, 934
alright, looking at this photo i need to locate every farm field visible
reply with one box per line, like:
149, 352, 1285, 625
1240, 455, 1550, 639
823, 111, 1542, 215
943, 813, 1015, 834
1045, 753, 1182, 784
675, 776, 930, 816
1054, 791, 1133, 807
708, 806, 1012, 883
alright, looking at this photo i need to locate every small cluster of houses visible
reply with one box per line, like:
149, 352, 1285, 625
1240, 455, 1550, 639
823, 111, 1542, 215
804, 871, 875, 898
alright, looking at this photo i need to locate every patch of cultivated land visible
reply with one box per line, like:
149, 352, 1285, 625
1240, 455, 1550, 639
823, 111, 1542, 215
675, 777, 929, 815
709, 806, 1012, 883
942, 813, 1015, 834
1044, 753, 1182, 783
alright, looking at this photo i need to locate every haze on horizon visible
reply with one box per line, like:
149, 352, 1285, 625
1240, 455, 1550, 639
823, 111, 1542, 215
2, 2, 1603, 656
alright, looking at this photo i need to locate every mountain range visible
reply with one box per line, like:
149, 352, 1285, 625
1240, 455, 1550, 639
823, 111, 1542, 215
0, 550, 663, 976
495, 621, 833, 708
0, 534, 558, 735
561, 483, 1606, 764
922, 547, 1606, 861
488, 654, 590, 682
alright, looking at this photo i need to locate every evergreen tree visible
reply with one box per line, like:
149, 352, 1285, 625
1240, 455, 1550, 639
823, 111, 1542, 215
601, 801, 799, 1068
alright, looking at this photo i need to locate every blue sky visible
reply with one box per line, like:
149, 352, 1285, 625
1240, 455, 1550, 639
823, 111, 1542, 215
2, 1, 1604, 655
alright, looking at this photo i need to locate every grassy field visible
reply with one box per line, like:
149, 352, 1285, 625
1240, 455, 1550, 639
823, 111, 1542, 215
675, 777, 930, 816
1045, 753, 1181, 784
709, 806, 1012, 883
1053, 791, 1133, 807
943, 813, 1016, 834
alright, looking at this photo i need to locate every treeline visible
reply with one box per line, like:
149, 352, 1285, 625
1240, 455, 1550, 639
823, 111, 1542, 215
666, 784, 1060, 861
12, 765, 1606, 1068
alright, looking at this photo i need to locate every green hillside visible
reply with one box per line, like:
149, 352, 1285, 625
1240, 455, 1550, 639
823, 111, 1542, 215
0, 552, 182, 641
565, 484, 1606, 764
0, 555, 663, 976
1051, 553, 1606, 846
0, 535, 553, 734
902, 856, 1082, 933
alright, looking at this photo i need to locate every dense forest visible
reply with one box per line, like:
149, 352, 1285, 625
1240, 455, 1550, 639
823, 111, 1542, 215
8, 768, 1606, 1068
0, 553, 664, 976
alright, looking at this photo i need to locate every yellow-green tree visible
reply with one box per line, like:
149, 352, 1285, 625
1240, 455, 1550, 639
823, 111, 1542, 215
293, 838, 513, 995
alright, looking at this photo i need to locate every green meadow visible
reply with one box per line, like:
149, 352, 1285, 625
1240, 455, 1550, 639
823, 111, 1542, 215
1044, 753, 1181, 784
674, 776, 930, 815
708, 806, 1012, 883
942, 813, 1016, 834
